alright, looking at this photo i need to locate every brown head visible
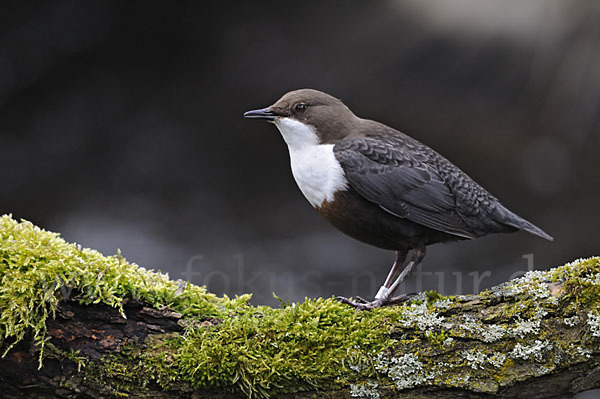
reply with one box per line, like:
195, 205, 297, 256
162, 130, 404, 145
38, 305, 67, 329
244, 89, 359, 144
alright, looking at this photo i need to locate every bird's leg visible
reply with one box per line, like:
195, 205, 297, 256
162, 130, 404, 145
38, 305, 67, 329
337, 246, 426, 310
373, 250, 408, 301
384, 245, 425, 301
336, 250, 406, 309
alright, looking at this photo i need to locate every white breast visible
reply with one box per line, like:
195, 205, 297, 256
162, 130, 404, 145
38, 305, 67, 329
273, 117, 348, 208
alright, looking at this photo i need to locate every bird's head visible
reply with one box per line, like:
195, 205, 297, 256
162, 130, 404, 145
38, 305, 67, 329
244, 89, 357, 146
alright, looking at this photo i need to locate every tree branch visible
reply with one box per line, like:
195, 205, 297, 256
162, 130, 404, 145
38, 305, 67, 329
1, 216, 599, 398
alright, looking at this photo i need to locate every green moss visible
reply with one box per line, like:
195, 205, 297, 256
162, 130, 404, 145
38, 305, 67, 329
0, 215, 405, 397
177, 298, 407, 397
1, 215, 599, 398
0, 215, 228, 364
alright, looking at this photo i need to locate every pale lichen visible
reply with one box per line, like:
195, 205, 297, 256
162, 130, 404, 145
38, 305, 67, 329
587, 311, 600, 337
448, 373, 471, 388
432, 298, 453, 309
513, 309, 547, 338
563, 315, 580, 327
510, 340, 552, 362
461, 349, 488, 370
460, 349, 506, 370
490, 269, 552, 301
459, 314, 506, 343
350, 382, 380, 399
375, 353, 435, 390
576, 347, 593, 359
579, 273, 600, 285
400, 302, 444, 331
488, 352, 507, 368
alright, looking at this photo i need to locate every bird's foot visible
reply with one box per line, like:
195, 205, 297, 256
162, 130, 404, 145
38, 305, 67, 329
336, 293, 416, 310
336, 296, 383, 310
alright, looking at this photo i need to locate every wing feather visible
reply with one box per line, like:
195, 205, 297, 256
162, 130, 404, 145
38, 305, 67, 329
334, 136, 480, 239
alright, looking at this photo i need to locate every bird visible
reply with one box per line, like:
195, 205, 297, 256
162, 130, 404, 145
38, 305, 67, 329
244, 89, 553, 310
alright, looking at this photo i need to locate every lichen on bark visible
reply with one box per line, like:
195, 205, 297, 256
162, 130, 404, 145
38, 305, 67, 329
0, 215, 599, 398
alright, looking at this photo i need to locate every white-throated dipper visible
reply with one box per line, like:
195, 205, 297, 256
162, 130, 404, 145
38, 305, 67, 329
244, 89, 553, 310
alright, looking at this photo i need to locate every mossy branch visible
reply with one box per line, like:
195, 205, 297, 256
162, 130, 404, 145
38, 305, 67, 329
1, 215, 599, 398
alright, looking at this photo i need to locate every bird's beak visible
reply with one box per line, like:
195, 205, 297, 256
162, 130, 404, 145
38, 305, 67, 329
243, 107, 276, 121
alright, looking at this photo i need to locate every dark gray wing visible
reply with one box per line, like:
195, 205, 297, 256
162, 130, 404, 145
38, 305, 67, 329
334, 136, 499, 239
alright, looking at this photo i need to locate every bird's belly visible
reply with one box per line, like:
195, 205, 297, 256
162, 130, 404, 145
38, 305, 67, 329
316, 188, 460, 250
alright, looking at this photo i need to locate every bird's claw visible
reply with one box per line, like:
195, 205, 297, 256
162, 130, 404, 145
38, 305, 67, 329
386, 293, 417, 305
335, 296, 382, 310
335, 293, 417, 310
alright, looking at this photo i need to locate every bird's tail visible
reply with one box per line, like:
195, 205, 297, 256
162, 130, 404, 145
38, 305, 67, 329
499, 206, 553, 241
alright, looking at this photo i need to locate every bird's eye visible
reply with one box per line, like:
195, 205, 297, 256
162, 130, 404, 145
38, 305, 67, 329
295, 103, 307, 112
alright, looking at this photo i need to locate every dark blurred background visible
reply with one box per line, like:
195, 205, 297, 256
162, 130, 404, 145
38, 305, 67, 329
2, 1, 599, 308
